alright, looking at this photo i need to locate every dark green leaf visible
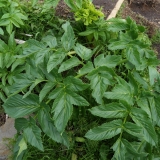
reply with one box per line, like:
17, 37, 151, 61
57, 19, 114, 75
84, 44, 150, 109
23, 120, 44, 151
38, 108, 69, 147
74, 43, 93, 60
58, 57, 81, 73
61, 21, 75, 51
87, 66, 114, 104
85, 120, 122, 140
89, 102, 128, 118
47, 49, 66, 73
15, 118, 28, 132
130, 108, 158, 146
3, 94, 40, 118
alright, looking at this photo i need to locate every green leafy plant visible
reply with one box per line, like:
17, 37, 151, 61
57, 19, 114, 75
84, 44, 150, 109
3, 16, 160, 159
0, 0, 27, 34
64, 0, 104, 25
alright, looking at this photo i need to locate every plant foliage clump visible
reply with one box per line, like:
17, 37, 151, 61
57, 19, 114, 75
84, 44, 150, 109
1, 0, 160, 159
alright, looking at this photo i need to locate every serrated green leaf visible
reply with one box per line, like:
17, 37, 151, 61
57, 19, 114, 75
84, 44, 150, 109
23, 121, 44, 151
148, 66, 159, 86
61, 21, 75, 51
123, 122, 142, 138
47, 49, 66, 73
52, 87, 89, 132
3, 94, 40, 118
130, 108, 157, 146
6, 22, 13, 34
89, 102, 128, 118
112, 138, 125, 160
87, 66, 114, 104
121, 138, 147, 158
78, 61, 94, 75
104, 78, 134, 105
64, 76, 89, 91
94, 54, 122, 68
74, 43, 93, 60
137, 98, 151, 118
42, 35, 57, 48
85, 120, 122, 140
107, 18, 130, 32
58, 57, 81, 73
15, 118, 28, 132
17, 138, 27, 157
108, 40, 129, 50
149, 97, 160, 127
39, 82, 56, 102
38, 108, 69, 148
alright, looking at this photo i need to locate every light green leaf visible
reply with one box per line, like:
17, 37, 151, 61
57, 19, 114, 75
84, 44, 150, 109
42, 35, 57, 48
6, 22, 13, 34
130, 108, 158, 146
104, 78, 134, 105
78, 61, 94, 75
61, 21, 75, 51
0, 27, 4, 35
112, 138, 125, 160
148, 66, 159, 86
94, 54, 122, 68
123, 122, 142, 138
121, 138, 147, 158
39, 82, 56, 102
47, 49, 66, 73
52, 87, 89, 132
87, 66, 114, 104
85, 120, 122, 140
17, 138, 27, 157
149, 97, 160, 127
58, 57, 81, 73
89, 102, 128, 118
108, 40, 129, 50
64, 76, 89, 91
38, 108, 69, 147
74, 43, 93, 60
107, 18, 130, 32
3, 94, 40, 118
23, 120, 44, 151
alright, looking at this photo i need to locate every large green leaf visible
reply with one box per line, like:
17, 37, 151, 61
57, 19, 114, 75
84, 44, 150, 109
85, 120, 122, 140
3, 94, 40, 118
104, 78, 134, 105
39, 81, 56, 102
87, 66, 114, 104
149, 97, 160, 127
47, 49, 66, 73
148, 66, 159, 86
126, 47, 147, 70
61, 21, 75, 51
112, 138, 125, 160
107, 18, 130, 32
64, 76, 89, 91
74, 43, 93, 60
123, 122, 142, 138
38, 108, 69, 147
15, 118, 28, 132
23, 118, 44, 151
94, 54, 122, 68
89, 102, 128, 118
78, 61, 94, 75
52, 87, 89, 132
130, 108, 157, 146
58, 57, 81, 73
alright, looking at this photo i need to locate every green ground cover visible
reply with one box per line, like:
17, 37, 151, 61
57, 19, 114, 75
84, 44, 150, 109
0, 0, 160, 159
